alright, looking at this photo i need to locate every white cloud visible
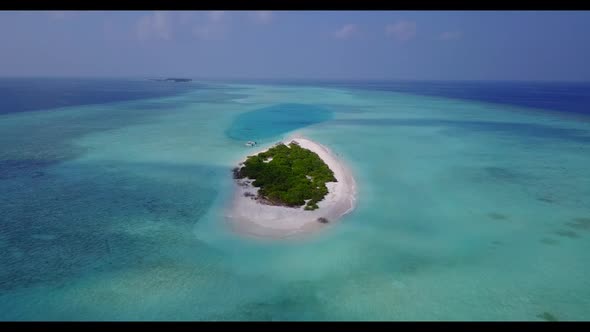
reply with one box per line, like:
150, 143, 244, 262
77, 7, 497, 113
334, 24, 359, 40
439, 31, 462, 41
385, 20, 416, 41
250, 11, 273, 24
136, 11, 172, 41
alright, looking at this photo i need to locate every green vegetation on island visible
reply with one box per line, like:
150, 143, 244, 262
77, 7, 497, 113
233, 141, 337, 210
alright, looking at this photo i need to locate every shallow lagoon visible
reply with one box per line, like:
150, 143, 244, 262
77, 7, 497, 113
1, 81, 589, 320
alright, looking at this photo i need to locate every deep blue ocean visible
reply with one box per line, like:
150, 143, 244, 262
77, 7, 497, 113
340, 81, 590, 116
0, 78, 200, 114
2, 78, 590, 116
227, 79, 590, 117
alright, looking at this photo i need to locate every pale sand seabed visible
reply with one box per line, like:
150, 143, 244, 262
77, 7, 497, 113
226, 135, 357, 239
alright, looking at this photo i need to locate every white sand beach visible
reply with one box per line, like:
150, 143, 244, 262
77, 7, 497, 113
226, 135, 357, 239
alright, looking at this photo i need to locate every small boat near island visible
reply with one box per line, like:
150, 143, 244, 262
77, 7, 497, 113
245, 141, 257, 147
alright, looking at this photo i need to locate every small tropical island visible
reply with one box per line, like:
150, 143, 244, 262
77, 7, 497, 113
233, 141, 337, 211
227, 136, 357, 239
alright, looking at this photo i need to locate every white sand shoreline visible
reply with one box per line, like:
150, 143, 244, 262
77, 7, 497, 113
225, 135, 357, 239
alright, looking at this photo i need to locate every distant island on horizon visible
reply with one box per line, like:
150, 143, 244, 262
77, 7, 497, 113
149, 78, 193, 83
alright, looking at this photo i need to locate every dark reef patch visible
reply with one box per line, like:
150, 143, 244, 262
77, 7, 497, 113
554, 230, 579, 239
483, 167, 522, 182
566, 217, 590, 231
540, 238, 560, 246
0, 160, 56, 180
488, 212, 509, 221
537, 311, 559, 321
212, 280, 327, 321
536, 195, 557, 204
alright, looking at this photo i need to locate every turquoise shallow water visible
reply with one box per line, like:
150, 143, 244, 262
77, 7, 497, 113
1, 82, 590, 320
226, 103, 333, 142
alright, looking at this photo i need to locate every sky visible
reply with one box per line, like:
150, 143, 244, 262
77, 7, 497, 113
1, 10, 590, 81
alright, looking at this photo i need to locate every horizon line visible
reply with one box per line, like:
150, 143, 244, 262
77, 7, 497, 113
1, 75, 589, 84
